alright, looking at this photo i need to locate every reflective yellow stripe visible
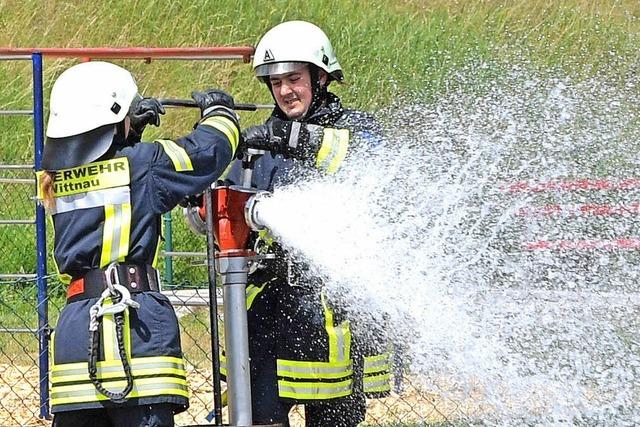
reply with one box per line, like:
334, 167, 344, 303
39, 158, 130, 198
100, 297, 132, 361
364, 373, 391, 393
315, 128, 349, 174
322, 292, 350, 362
100, 203, 131, 267
157, 139, 194, 172
277, 294, 353, 400
200, 116, 240, 154
277, 359, 352, 380
48, 216, 71, 284
364, 352, 391, 374
152, 236, 162, 268
220, 353, 227, 376
277, 378, 352, 400
246, 283, 267, 309
51, 376, 188, 406
51, 356, 186, 383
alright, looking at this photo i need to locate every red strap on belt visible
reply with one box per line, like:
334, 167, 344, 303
67, 278, 85, 299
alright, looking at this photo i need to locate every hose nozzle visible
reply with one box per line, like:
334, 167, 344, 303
244, 191, 271, 231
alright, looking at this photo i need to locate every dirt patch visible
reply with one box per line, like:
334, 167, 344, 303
1, 363, 466, 426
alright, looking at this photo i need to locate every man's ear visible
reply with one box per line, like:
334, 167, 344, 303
319, 70, 329, 87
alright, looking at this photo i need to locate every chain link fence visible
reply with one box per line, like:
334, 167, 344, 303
0, 49, 467, 427
0, 229, 457, 427
5, 51, 639, 427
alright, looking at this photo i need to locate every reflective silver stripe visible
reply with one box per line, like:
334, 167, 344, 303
278, 379, 352, 400
277, 360, 352, 379
101, 203, 131, 267
289, 121, 301, 149
53, 187, 130, 214
157, 139, 194, 172
335, 323, 346, 361
52, 380, 188, 399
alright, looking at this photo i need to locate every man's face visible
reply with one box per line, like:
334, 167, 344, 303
269, 66, 314, 120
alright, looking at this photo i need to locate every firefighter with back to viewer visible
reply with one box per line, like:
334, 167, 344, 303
224, 20, 393, 427
38, 61, 243, 427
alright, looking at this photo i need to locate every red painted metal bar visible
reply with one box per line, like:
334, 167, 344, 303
0, 47, 254, 62
501, 178, 640, 193
524, 237, 640, 251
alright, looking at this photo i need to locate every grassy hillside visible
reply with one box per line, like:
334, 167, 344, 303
0, 0, 639, 280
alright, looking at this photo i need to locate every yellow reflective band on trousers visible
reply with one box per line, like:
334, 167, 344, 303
364, 373, 391, 393
100, 202, 132, 267
277, 378, 353, 400
276, 292, 353, 400
315, 128, 349, 174
364, 352, 390, 374
36, 158, 130, 199
101, 297, 132, 361
276, 359, 352, 380
157, 139, 194, 172
200, 116, 240, 154
50, 356, 188, 406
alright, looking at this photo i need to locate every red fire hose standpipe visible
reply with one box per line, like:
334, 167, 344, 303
196, 148, 273, 427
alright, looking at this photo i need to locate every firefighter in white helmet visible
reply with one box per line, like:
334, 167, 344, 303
38, 61, 242, 427
223, 21, 392, 426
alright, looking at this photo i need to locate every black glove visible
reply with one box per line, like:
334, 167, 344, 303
191, 88, 238, 124
240, 118, 323, 160
178, 193, 203, 208
128, 97, 165, 142
239, 124, 271, 155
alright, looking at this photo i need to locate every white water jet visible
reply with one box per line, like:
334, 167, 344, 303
253, 63, 640, 425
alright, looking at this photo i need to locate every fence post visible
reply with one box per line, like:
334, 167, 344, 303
32, 52, 50, 420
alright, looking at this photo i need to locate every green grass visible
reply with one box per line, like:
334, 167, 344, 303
0, 0, 637, 299
1, 0, 639, 348
1, 0, 640, 365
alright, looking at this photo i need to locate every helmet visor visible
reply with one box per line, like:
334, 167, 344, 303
255, 61, 307, 78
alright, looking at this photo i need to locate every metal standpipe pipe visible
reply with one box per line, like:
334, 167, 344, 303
207, 185, 272, 427
217, 255, 252, 426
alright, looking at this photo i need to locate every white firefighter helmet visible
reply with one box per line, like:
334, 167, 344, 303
43, 61, 139, 170
253, 20, 343, 82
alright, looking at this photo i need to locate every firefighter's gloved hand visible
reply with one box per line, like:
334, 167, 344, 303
267, 118, 324, 160
127, 97, 165, 143
178, 193, 203, 208
191, 89, 239, 128
240, 124, 270, 150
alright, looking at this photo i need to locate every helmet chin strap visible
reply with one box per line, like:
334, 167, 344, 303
99, 121, 129, 161
304, 65, 328, 120
114, 119, 135, 147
